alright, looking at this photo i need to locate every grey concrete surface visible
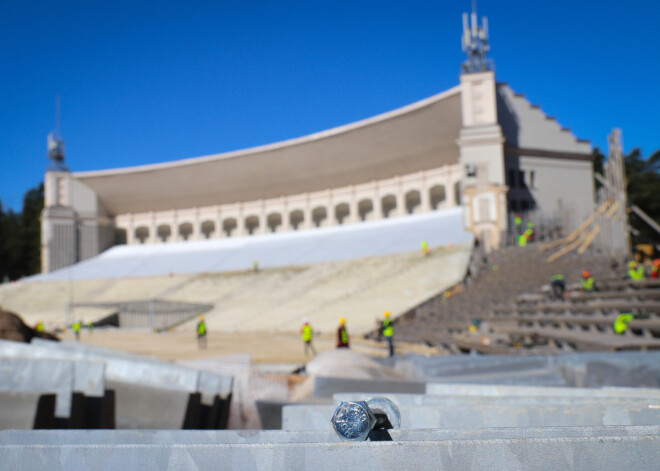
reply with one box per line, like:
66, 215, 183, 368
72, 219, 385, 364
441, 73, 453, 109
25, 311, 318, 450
106, 380, 196, 430
332, 392, 660, 407
282, 400, 660, 431
2, 425, 658, 445
314, 376, 426, 398
426, 382, 660, 398
0, 340, 106, 397
31, 339, 233, 400
1, 427, 658, 471
0, 392, 55, 430
0, 357, 74, 418
384, 351, 660, 386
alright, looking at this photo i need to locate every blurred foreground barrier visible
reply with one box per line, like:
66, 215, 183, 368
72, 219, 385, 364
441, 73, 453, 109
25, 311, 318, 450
0, 427, 658, 471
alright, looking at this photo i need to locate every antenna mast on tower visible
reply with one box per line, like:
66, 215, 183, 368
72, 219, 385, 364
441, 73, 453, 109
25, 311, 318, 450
461, 3, 492, 74
47, 94, 68, 171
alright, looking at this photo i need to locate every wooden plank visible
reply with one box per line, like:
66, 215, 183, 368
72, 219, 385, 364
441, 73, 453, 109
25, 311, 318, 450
538, 198, 612, 251
577, 224, 601, 254
547, 235, 586, 263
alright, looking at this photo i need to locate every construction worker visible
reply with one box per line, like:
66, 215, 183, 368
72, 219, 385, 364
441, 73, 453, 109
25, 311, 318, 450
526, 221, 536, 241
36, 321, 45, 333
614, 313, 634, 335
382, 311, 394, 357
550, 274, 565, 300
300, 318, 316, 358
73, 320, 81, 341
197, 315, 207, 349
514, 213, 522, 235
518, 232, 528, 247
581, 270, 596, 292
337, 317, 349, 348
628, 261, 645, 281
421, 240, 430, 256
651, 259, 660, 279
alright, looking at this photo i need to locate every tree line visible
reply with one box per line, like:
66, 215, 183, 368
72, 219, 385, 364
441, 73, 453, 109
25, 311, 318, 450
593, 147, 660, 247
0, 183, 43, 281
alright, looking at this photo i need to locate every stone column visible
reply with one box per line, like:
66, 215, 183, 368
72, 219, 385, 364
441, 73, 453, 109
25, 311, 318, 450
419, 173, 431, 213
126, 215, 135, 245
192, 208, 201, 240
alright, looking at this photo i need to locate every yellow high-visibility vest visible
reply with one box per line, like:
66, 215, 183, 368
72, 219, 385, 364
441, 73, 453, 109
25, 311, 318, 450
302, 325, 312, 342
383, 319, 393, 338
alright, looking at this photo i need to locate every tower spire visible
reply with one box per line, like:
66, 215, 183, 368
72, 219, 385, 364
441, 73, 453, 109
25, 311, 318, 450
461, 5, 492, 74
47, 94, 68, 171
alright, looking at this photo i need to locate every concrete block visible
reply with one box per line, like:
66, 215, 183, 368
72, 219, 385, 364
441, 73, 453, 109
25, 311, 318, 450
313, 376, 425, 398
332, 392, 660, 407
426, 382, 660, 398
1, 425, 658, 445
0, 392, 56, 430
256, 400, 289, 430
1, 427, 658, 470
0, 340, 106, 397
0, 357, 73, 418
282, 399, 660, 430
107, 380, 196, 429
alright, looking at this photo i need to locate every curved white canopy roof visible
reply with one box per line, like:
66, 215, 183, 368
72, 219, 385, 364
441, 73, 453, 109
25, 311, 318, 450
74, 87, 462, 214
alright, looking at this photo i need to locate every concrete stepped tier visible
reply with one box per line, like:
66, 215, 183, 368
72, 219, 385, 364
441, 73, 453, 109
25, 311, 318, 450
2, 427, 658, 470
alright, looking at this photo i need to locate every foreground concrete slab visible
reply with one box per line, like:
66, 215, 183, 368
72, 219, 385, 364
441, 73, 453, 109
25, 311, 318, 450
333, 392, 660, 407
282, 399, 660, 430
107, 380, 198, 430
425, 383, 660, 398
0, 392, 55, 430
1, 427, 658, 471
0, 358, 74, 418
0, 340, 106, 397
313, 376, 425, 398
31, 339, 233, 401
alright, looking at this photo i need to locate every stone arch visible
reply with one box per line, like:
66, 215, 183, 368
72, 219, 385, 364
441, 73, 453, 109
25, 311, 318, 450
201, 220, 215, 239
405, 189, 421, 214
115, 228, 128, 245
157, 224, 171, 242
358, 198, 374, 221
179, 222, 193, 241
429, 185, 446, 210
289, 209, 304, 230
222, 218, 237, 237
267, 213, 282, 233
335, 203, 350, 225
245, 215, 260, 235
134, 226, 149, 244
381, 194, 397, 218
312, 207, 327, 227
454, 182, 461, 205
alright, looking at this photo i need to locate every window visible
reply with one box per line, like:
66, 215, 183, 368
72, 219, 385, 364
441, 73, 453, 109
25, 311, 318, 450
508, 169, 516, 187
518, 170, 526, 188
530, 171, 536, 189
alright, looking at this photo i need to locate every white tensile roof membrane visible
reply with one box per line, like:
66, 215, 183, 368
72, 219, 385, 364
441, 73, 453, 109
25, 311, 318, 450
36, 208, 473, 281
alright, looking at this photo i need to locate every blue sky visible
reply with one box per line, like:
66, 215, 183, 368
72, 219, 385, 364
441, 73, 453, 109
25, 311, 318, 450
1, 0, 658, 211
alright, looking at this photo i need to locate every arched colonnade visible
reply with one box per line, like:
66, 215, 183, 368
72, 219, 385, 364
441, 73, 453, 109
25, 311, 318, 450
116, 165, 462, 245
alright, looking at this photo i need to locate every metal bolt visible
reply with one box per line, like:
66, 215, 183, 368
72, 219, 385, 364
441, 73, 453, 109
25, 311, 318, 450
330, 397, 400, 441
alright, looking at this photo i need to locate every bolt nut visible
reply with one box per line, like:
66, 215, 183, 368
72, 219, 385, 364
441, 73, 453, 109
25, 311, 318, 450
330, 401, 377, 441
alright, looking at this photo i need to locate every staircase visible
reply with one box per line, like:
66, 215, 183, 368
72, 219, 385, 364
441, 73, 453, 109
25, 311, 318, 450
395, 245, 620, 347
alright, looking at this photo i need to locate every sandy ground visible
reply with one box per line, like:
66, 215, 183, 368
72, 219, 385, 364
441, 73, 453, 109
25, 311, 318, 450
58, 328, 441, 364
